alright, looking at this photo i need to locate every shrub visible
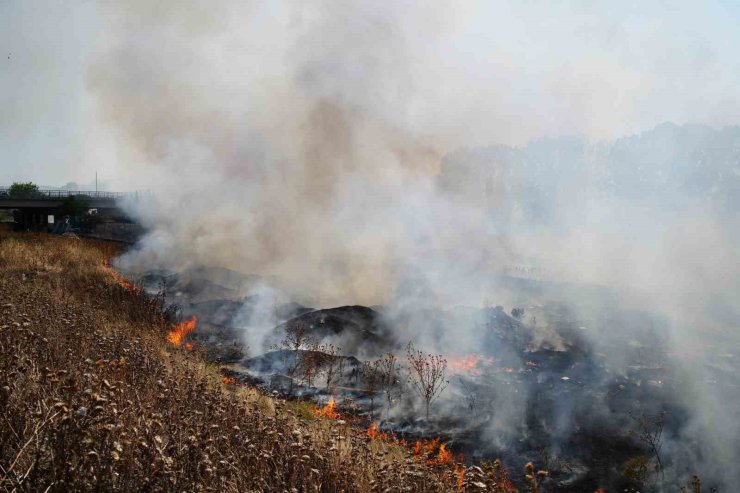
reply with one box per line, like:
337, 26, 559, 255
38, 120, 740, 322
8, 182, 40, 197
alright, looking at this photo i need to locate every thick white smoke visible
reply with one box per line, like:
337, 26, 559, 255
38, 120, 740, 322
86, 1, 740, 489
97, 0, 514, 308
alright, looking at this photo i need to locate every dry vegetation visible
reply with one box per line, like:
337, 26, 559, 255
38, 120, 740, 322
0, 232, 525, 492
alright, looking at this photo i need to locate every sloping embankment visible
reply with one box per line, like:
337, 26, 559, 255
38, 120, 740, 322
0, 233, 517, 492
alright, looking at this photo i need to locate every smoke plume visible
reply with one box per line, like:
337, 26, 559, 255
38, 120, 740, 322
85, 1, 740, 489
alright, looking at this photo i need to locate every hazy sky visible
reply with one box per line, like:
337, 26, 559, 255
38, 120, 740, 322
1, 0, 739, 188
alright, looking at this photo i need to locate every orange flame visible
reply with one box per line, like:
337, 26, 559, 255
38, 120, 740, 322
313, 398, 340, 419
412, 438, 463, 468
414, 441, 422, 458
454, 464, 465, 490
413, 438, 441, 460
222, 377, 236, 384
101, 259, 140, 293
366, 422, 410, 446
448, 353, 494, 375
436, 443, 453, 465
167, 316, 197, 347
367, 422, 386, 440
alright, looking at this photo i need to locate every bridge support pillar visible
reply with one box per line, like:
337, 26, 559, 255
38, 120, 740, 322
12, 210, 51, 232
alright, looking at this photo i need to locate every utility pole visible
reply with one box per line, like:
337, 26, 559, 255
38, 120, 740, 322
95, 171, 98, 194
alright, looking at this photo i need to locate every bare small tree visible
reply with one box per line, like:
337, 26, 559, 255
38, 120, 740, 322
300, 341, 322, 388
457, 378, 496, 417
377, 352, 400, 417
362, 359, 383, 419
681, 475, 716, 493
458, 377, 478, 414
271, 320, 314, 395
405, 342, 448, 420
319, 343, 343, 391
629, 410, 666, 485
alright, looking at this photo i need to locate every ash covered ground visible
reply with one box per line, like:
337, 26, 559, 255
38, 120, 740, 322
127, 264, 736, 492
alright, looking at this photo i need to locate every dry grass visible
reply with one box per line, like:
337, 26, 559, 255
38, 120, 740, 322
0, 233, 525, 492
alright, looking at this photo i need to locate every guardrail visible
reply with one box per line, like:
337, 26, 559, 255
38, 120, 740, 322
0, 189, 125, 200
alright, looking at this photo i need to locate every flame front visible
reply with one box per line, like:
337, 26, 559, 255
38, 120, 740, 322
222, 377, 236, 384
454, 464, 465, 490
366, 422, 410, 446
367, 422, 384, 440
413, 438, 441, 461
435, 443, 453, 465
101, 259, 141, 293
411, 438, 463, 469
167, 316, 197, 347
448, 353, 494, 375
313, 398, 340, 419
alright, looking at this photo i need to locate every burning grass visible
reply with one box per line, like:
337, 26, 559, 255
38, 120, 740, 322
101, 258, 141, 294
448, 353, 495, 375
166, 315, 197, 347
0, 233, 533, 492
312, 398, 340, 420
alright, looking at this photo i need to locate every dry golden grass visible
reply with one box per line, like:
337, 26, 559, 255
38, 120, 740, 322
0, 233, 521, 492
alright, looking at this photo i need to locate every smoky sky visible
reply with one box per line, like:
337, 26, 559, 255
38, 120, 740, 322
1, 0, 737, 334
2, 1, 740, 186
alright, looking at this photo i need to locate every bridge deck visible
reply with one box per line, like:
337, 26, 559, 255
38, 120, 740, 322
0, 189, 128, 210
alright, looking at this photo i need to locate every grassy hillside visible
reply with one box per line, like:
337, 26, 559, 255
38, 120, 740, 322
0, 233, 522, 492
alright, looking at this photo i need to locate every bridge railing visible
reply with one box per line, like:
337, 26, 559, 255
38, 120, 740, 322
0, 189, 125, 200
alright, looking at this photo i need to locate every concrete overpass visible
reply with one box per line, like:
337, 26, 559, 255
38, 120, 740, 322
0, 188, 133, 231
0, 189, 125, 209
